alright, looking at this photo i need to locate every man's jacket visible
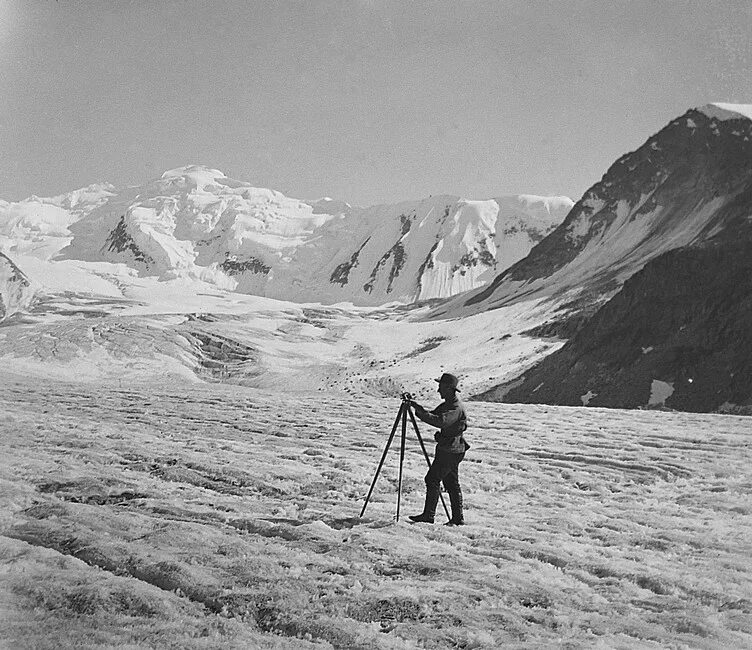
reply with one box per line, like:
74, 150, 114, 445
414, 396, 469, 454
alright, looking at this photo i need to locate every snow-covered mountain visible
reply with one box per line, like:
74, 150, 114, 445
437, 103, 752, 323
0, 166, 572, 306
0, 184, 116, 260
468, 103, 752, 412
0, 252, 34, 321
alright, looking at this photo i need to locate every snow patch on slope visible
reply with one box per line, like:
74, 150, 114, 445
699, 103, 752, 122
649, 379, 675, 406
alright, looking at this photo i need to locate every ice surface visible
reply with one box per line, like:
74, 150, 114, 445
1, 377, 749, 648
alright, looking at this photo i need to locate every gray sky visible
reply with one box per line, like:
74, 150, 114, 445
1, 0, 750, 205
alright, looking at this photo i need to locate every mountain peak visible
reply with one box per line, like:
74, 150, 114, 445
159, 165, 230, 192
161, 165, 227, 180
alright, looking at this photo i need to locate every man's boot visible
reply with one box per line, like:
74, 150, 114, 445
409, 485, 439, 523
445, 488, 464, 526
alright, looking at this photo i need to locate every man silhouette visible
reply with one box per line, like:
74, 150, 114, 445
408, 373, 469, 526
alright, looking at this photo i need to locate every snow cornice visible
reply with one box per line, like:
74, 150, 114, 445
698, 103, 752, 122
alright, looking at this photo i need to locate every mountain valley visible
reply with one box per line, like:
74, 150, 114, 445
1, 103, 751, 412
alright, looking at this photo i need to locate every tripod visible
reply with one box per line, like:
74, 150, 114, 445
360, 394, 450, 522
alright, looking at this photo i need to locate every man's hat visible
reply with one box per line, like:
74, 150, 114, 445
435, 372, 460, 391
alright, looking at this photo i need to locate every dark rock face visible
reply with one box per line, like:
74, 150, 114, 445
220, 257, 270, 276
500, 241, 752, 412
363, 242, 405, 295
330, 237, 370, 286
464, 108, 752, 312
0, 253, 33, 321
103, 216, 152, 266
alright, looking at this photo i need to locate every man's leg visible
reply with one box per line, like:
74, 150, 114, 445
442, 457, 465, 525
410, 451, 457, 523
409, 458, 443, 523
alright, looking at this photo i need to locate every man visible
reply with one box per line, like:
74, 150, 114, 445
408, 373, 469, 526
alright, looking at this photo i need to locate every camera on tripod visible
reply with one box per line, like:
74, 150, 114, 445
360, 390, 451, 522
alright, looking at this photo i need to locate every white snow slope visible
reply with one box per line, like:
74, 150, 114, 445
0, 273, 563, 401
1, 166, 572, 306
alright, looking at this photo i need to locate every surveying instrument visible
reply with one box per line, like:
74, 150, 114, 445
360, 392, 450, 522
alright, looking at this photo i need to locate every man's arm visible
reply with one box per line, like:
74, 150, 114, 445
410, 401, 461, 429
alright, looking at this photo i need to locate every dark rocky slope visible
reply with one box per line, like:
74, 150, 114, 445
496, 240, 752, 412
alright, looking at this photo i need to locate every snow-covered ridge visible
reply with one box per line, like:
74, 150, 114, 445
515, 194, 574, 214
699, 102, 752, 121
1, 166, 573, 306
0, 184, 116, 260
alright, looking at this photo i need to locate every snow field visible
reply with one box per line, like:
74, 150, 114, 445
0, 274, 563, 401
1, 376, 749, 648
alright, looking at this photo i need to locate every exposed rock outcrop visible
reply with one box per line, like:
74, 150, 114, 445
0, 253, 34, 321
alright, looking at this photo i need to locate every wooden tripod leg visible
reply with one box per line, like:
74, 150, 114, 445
360, 403, 404, 518
396, 403, 408, 521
